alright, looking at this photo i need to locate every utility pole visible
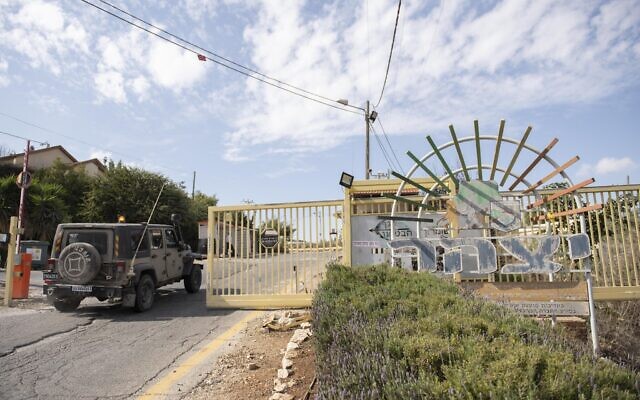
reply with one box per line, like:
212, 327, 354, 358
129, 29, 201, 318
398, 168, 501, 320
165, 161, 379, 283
192, 171, 196, 199
365, 100, 370, 180
16, 140, 30, 252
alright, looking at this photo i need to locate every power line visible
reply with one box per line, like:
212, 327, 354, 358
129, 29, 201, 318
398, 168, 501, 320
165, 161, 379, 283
80, 0, 362, 115
0, 111, 146, 165
98, 0, 363, 113
374, 0, 402, 108
370, 124, 395, 173
0, 130, 49, 147
375, 114, 405, 175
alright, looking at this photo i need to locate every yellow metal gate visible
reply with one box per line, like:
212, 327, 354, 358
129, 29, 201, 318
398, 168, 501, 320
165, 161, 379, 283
206, 200, 343, 309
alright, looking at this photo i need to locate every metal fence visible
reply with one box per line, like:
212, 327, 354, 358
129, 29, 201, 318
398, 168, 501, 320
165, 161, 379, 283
206, 200, 343, 309
207, 185, 640, 308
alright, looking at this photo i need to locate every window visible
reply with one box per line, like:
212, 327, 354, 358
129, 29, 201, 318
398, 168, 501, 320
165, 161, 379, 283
130, 229, 149, 255
165, 229, 178, 248
150, 229, 163, 249
65, 231, 109, 255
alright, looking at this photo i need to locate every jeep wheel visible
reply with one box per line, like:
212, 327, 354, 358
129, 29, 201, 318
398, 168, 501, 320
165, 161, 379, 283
184, 267, 202, 294
51, 296, 82, 312
135, 274, 155, 312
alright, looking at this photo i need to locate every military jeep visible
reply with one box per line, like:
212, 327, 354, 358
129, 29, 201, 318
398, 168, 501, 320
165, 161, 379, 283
43, 218, 201, 312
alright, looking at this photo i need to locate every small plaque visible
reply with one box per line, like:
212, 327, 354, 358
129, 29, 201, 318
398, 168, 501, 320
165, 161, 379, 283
498, 301, 589, 316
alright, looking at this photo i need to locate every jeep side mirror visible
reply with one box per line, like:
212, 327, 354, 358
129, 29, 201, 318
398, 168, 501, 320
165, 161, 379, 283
0, 233, 9, 243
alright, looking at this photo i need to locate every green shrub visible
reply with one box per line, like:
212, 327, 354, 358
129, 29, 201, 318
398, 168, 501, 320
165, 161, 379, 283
313, 264, 640, 399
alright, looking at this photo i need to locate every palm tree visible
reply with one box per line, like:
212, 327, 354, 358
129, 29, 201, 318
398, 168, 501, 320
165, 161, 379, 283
0, 175, 19, 233
28, 182, 68, 241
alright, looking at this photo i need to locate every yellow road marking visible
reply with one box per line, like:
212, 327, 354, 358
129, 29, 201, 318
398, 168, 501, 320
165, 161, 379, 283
138, 310, 263, 399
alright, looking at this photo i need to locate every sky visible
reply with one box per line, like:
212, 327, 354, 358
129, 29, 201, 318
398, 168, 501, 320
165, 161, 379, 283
0, 0, 639, 205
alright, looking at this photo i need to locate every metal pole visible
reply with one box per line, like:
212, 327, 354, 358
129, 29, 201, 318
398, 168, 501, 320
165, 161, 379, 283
16, 140, 30, 252
192, 171, 196, 199
365, 100, 370, 180
585, 269, 600, 356
4, 216, 18, 306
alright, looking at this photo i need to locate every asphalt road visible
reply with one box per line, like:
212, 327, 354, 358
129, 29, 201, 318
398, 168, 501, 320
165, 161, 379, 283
0, 270, 258, 400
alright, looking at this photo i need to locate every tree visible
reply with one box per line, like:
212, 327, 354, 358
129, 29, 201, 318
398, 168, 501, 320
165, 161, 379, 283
190, 191, 219, 222
33, 160, 92, 223
0, 175, 19, 233
27, 181, 67, 241
80, 163, 199, 247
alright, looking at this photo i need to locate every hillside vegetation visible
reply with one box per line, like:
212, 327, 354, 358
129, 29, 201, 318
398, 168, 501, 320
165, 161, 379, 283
312, 265, 640, 399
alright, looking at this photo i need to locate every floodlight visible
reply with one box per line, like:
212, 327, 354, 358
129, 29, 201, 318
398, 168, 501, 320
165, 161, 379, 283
339, 172, 354, 188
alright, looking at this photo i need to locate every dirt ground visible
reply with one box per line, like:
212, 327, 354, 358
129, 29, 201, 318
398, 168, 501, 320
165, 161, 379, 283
187, 313, 316, 400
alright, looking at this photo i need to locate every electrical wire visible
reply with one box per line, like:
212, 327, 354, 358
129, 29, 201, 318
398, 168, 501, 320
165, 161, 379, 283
97, 0, 364, 113
370, 124, 396, 174
0, 111, 150, 166
0, 130, 49, 147
375, 114, 405, 175
374, 0, 401, 108
80, 0, 362, 115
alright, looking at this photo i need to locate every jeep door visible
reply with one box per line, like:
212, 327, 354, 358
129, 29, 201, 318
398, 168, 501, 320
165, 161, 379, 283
149, 228, 168, 281
164, 228, 183, 279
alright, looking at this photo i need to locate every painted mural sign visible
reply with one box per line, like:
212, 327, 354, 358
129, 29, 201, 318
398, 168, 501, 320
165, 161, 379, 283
389, 180, 592, 276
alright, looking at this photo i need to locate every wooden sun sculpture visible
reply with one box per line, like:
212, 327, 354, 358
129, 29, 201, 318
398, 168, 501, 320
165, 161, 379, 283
388, 119, 601, 239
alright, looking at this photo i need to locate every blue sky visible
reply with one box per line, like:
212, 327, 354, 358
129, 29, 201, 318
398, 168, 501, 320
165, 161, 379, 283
0, 0, 639, 205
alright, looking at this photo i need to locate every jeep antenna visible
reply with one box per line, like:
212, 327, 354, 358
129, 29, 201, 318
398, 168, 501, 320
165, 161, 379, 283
130, 183, 167, 275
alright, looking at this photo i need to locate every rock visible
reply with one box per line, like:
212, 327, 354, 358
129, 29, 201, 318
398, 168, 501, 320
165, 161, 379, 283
274, 382, 287, 392
282, 358, 293, 369
286, 342, 299, 351
284, 349, 299, 359
277, 368, 289, 379
247, 363, 258, 370
300, 322, 312, 329
269, 393, 294, 400
287, 380, 296, 388
246, 353, 253, 359
290, 328, 311, 344
260, 327, 270, 334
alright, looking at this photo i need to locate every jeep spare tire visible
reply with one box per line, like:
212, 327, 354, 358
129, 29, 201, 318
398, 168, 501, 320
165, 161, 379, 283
57, 242, 101, 284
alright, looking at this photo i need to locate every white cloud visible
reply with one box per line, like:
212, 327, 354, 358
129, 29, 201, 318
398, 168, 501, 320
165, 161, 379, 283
0, 59, 9, 87
0, 0, 89, 75
595, 157, 637, 175
578, 156, 637, 179
89, 149, 112, 162
223, 0, 640, 161
94, 70, 127, 104
146, 41, 208, 91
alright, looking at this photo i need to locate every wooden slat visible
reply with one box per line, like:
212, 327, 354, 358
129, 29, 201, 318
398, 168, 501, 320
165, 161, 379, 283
522, 156, 580, 194
426, 136, 459, 188
509, 138, 558, 190
406, 150, 450, 192
500, 126, 532, 187
489, 119, 505, 181
449, 124, 470, 181
474, 120, 483, 180
537, 203, 602, 221
382, 193, 432, 210
390, 171, 438, 196
527, 178, 595, 209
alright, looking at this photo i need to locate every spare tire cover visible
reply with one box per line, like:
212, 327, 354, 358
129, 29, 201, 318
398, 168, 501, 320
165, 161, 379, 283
57, 242, 102, 284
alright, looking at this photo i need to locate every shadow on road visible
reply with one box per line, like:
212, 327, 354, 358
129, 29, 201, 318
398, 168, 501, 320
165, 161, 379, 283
70, 288, 236, 322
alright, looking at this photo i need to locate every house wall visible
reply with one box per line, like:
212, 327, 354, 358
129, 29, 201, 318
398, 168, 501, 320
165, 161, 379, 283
0, 148, 74, 170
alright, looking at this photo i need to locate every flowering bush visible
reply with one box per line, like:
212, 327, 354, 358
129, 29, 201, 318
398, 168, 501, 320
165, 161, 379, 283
313, 264, 639, 399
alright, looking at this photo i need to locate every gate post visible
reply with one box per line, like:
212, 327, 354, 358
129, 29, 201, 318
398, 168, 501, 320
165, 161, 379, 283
3, 216, 18, 307
343, 187, 352, 266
